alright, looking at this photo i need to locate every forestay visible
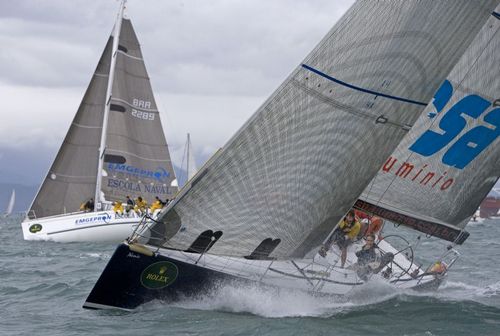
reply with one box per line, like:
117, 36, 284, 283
149, 0, 499, 259
358, 9, 500, 244
101, 19, 178, 205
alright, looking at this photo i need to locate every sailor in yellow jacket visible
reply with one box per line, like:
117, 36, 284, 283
149, 196, 164, 214
134, 196, 148, 216
320, 209, 361, 268
112, 201, 124, 216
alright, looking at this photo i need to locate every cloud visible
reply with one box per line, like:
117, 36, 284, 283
0, 0, 354, 183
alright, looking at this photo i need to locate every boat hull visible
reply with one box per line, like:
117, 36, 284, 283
83, 242, 443, 311
21, 211, 143, 243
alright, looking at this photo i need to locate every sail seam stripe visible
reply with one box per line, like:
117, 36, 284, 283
93, 73, 109, 78
301, 64, 427, 106
72, 122, 101, 129
48, 172, 95, 179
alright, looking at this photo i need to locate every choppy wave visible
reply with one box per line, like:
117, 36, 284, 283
2, 216, 500, 336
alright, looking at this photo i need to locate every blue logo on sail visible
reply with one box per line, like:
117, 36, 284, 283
409, 80, 500, 169
107, 164, 171, 182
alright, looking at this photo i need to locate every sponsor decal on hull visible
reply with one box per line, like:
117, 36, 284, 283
74, 213, 112, 225
29, 224, 43, 233
140, 261, 178, 289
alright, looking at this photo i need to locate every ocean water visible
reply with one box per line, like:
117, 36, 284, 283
1, 216, 499, 336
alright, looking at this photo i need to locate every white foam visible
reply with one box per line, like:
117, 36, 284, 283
169, 278, 405, 318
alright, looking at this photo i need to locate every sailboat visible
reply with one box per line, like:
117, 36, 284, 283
3, 189, 15, 217
21, 1, 178, 242
83, 1, 499, 310
171, 133, 198, 189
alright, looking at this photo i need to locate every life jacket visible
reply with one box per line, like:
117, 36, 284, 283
429, 261, 447, 274
366, 216, 384, 236
340, 219, 361, 239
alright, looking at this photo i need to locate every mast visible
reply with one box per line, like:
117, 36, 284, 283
94, 0, 126, 209
186, 133, 190, 180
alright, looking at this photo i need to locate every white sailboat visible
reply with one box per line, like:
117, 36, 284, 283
171, 133, 198, 189
21, 1, 178, 242
3, 189, 15, 217
83, 1, 500, 310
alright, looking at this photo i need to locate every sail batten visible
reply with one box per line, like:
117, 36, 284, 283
150, 0, 499, 259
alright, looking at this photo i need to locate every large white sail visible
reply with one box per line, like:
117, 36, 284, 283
147, 0, 499, 259
358, 9, 500, 244
28, 18, 177, 219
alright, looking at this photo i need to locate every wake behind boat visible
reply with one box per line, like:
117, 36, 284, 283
22, 2, 177, 242
84, 0, 500, 310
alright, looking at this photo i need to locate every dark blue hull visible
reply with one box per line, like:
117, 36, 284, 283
83, 243, 253, 310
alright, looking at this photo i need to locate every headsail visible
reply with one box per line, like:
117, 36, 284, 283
358, 9, 500, 244
28, 39, 111, 219
149, 0, 499, 259
28, 14, 177, 218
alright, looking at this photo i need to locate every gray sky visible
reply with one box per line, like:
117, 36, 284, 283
0, 0, 354, 185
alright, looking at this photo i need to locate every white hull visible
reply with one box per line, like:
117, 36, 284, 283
153, 239, 438, 294
21, 211, 149, 243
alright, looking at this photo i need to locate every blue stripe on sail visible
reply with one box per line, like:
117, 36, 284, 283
493, 11, 500, 20
301, 64, 427, 106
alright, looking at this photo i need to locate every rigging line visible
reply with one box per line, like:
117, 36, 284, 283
179, 136, 188, 186
371, 22, 500, 212
301, 64, 427, 106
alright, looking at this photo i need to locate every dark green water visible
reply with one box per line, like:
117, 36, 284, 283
1, 217, 499, 335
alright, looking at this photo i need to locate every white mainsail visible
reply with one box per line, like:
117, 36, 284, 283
358, 9, 500, 244
28, 15, 178, 219
146, 0, 499, 259
5, 189, 15, 216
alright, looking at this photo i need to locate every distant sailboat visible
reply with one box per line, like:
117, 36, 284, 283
84, 1, 499, 310
3, 189, 15, 217
21, 1, 178, 242
171, 133, 198, 189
